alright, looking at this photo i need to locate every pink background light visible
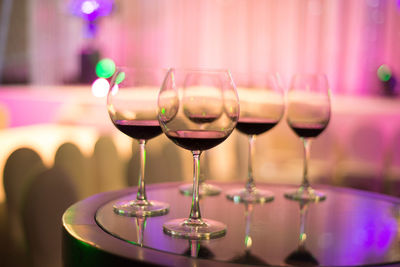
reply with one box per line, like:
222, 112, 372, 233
2, 0, 399, 95
92, 0, 399, 95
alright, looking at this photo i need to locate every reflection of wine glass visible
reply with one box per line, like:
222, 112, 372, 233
183, 239, 215, 259
285, 73, 331, 202
230, 203, 269, 265
285, 201, 319, 267
226, 72, 284, 203
158, 68, 239, 239
134, 216, 147, 247
108, 68, 169, 216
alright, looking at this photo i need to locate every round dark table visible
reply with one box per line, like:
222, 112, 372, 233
62, 182, 400, 267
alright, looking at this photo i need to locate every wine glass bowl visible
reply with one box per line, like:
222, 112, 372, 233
163, 70, 235, 196
226, 72, 285, 203
285, 73, 331, 202
158, 68, 239, 239
107, 67, 170, 216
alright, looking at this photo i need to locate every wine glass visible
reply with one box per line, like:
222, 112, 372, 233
107, 67, 169, 216
226, 72, 284, 203
158, 68, 239, 239
285, 73, 331, 202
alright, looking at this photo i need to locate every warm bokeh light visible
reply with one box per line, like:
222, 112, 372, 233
95, 58, 116, 78
91, 78, 110, 97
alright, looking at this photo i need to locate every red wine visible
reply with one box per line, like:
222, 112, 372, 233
114, 120, 162, 140
166, 130, 228, 151
289, 122, 327, 138
236, 118, 279, 135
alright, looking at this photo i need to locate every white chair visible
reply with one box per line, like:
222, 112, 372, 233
335, 123, 386, 192
0, 103, 9, 129
126, 135, 185, 186
3, 147, 46, 260
22, 167, 78, 267
92, 136, 126, 192
308, 128, 340, 185
383, 128, 400, 196
54, 142, 95, 199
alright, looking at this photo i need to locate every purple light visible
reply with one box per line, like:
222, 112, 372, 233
81, 1, 99, 15
69, 0, 114, 22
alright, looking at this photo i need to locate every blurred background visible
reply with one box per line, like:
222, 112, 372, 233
0, 0, 400, 266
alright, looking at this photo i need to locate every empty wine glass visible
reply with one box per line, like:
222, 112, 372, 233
107, 67, 169, 216
158, 68, 239, 239
226, 72, 284, 203
285, 73, 331, 202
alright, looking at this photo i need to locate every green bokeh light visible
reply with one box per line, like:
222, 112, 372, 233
377, 64, 392, 82
95, 58, 116, 78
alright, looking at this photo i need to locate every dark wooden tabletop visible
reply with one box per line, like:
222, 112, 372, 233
63, 181, 400, 267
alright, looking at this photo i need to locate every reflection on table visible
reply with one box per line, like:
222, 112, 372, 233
84, 182, 400, 266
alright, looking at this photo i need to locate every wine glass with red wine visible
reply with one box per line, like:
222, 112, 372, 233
158, 68, 239, 239
226, 72, 284, 203
285, 73, 331, 202
107, 67, 169, 216
178, 71, 226, 197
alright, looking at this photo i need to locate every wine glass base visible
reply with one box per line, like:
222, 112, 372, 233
284, 186, 326, 202
163, 218, 226, 240
113, 199, 169, 217
179, 183, 221, 197
226, 188, 274, 203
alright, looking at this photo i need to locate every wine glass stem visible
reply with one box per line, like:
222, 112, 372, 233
301, 137, 312, 189
136, 139, 148, 202
189, 150, 202, 222
246, 135, 256, 193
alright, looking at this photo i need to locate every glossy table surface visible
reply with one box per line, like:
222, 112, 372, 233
63, 182, 400, 266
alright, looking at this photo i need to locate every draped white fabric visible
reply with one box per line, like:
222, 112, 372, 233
30, 0, 400, 95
